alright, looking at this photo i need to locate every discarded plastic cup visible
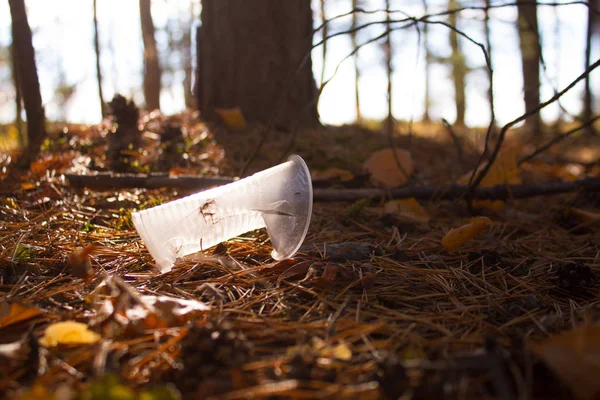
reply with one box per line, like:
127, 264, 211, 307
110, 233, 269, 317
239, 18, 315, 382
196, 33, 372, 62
132, 155, 313, 273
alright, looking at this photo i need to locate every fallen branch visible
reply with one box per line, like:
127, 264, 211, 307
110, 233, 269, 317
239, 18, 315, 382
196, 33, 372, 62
313, 178, 600, 202
64, 172, 235, 190
64, 173, 600, 203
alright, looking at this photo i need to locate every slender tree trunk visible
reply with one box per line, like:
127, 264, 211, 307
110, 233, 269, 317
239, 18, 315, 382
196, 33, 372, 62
449, 0, 466, 127
320, 0, 327, 87
139, 0, 161, 110
93, 0, 105, 118
9, 0, 45, 163
421, 0, 431, 122
351, 0, 362, 122
583, 0, 597, 135
198, 0, 319, 130
484, 0, 495, 125
385, 0, 394, 135
10, 42, 23, 145
517, 0, 542, 135
182, 10, 194, 109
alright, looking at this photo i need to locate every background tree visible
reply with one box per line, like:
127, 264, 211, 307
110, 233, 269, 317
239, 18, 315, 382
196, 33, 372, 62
93, 0, 105, 118
197, 0, 319, 130
583, 0, 598, 135
9, 0, 45, 162
421, 0, 431, 123
448, 0, 466, 127
517, 0, 541, 135
351, 0, 362, 122
140, 0, 161, 110
9, 41, 23, 143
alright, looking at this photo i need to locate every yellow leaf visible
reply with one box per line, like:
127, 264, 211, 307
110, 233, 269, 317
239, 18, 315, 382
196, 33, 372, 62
312, 167, 354, 182
21, 182, 36, 191
39, 321, 100, 347
530, 325, 600, 400
363, 148, 413, 188
0, 303, 43, 329
311, 337, 352, 361
459, 148, 521, 210
384, 198, 430, 223
214, 107, 248, 131
441, 217, 492, 252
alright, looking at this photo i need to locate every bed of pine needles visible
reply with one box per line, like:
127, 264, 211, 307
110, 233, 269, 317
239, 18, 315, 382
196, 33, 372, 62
0, 109, 599, 399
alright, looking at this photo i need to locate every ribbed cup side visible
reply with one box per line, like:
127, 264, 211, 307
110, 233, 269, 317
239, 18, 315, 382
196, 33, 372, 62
133, 176, 265, 272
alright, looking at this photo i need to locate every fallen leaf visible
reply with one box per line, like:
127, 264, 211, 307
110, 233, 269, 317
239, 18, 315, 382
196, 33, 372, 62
126, 295, 211, 329
277, 260, 313, 284
214, 107, 248, 131
459, 148, 521, 210
441, 217, 492, 252
311, 337, 352, 361
530, 325, 600, 400
311, 264, 339, 287
0, 302, 43, 329
384, 198, 430, 223
312, 167, 354, 182
20, 182, 36, 191
363, 148, 413, 188
39, 321, 101, 347
67, 244, 99, 278
566, 208, 600, 225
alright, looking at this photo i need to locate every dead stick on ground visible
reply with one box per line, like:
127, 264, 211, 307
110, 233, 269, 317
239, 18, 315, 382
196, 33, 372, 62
65, 173, 600, 202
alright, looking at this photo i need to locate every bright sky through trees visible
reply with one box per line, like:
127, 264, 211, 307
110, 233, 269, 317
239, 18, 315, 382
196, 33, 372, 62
0, 0, 597, 127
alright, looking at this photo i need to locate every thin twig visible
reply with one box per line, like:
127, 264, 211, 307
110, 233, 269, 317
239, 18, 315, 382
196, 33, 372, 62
468, 58, 600, 194
518, 115, 600, 165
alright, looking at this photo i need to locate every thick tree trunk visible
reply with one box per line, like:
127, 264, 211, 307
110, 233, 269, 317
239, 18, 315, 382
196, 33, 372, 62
517, 0, 541, 135
139, 0, 161, 111
197, 0, 319, 130
351, 0, 361, 122
93, 0, 105, 118
9, 0, 45, 162
449, 0, 466, 127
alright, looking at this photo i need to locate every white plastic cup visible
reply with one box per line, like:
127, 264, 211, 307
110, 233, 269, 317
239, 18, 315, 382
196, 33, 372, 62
132, 155, 313, 273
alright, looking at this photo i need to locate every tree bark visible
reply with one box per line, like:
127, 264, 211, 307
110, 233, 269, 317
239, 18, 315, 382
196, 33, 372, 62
182, 10, 194, 109
517, 0, 541, 135
9, 0, 45, 163
449, 0, 466, 127
320, 0, 327, 87
484, 0, 495, 126
421, 0, 431, 122
352, 0, 361, 122
93, 0, 105, 118
583, 0, 598, 135
197, 0, 319, 130
139, 0, 161, 111
9, 42, 23, 145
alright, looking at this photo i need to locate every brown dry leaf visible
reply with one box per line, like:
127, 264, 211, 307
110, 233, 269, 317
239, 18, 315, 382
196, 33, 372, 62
311, 264, 339, 287
441, 217, 492, 252
0, 302, 43, 329
126, 295, 210, 329
277, 260, 313, 284
363, 148, 413, 188
566, 208, 600, 225
67, 244, 99, 278
312, 167, 354, 182
214, 107, 248, 131
384, 198, 430, 223
530, 325, 600, 400
459, 148, 521, 210
39, 321, 101, 347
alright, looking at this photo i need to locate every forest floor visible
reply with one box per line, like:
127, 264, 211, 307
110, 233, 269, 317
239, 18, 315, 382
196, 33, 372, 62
1, 110, 600, 399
